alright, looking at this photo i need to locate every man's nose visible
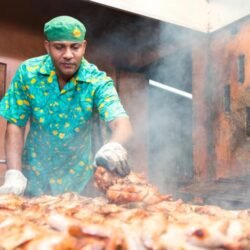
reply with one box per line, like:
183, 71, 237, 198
63, 48, 73, 59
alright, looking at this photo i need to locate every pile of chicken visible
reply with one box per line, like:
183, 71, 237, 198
1, 167, 250, 250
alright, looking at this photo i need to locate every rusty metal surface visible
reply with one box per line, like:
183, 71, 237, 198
193, 17, 250, 182
180, 175, 250, 208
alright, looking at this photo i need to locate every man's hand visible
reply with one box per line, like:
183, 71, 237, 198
93, 142, 130, 177
0, 169, 27, 195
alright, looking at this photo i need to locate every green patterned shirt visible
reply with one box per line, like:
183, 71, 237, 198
0, 55, 127, 196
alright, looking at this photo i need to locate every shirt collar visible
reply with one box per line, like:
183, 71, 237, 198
38, 55, 55, 76
75, 59, 92, 83
38, 55, 92, 84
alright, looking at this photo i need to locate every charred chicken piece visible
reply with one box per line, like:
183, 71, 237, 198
94, 166, 172, 205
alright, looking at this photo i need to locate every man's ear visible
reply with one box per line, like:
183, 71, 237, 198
82, 40, 87, 54
44, 40, 50, 54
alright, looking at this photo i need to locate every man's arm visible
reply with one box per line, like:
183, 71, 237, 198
0, 122, 27, 195
108, 117, 133, 145
5, 122, 25, 170
94, 117, 133, 176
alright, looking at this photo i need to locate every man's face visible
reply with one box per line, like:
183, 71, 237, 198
44, 40, 87, 80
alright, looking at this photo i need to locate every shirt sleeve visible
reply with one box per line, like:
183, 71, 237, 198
0, 65, 31, 126
94, 74, 128, 122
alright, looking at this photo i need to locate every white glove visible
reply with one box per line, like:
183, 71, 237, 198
93, 142, 130, 177
0, 169, 27, 195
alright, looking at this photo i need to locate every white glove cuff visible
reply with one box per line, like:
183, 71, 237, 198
5, 169, 27, 185
102, 142, 126, 151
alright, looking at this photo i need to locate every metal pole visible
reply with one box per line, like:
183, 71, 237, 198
149, 79, 193, 99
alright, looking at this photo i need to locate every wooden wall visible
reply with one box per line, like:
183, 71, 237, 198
0, 21, 45, 179
0, 58, 21, 179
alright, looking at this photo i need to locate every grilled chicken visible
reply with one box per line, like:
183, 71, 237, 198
0, 172, 249, 249
94, 166, 172, 205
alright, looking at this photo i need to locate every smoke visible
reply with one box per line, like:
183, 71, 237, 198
80, 1, 250, 209
88, 9, 199, 201
141, 22, 196, 202
144, 9, 250, 210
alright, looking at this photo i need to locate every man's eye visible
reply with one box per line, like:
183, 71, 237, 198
72, 45, 80, 50
55, 45, 63, 50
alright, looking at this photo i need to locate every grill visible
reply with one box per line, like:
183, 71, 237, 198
180, 175, 250, 209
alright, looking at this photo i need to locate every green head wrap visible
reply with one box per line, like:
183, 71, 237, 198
44, 16, 86, 42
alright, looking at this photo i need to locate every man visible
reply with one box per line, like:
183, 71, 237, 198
0, 16, 132, 196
